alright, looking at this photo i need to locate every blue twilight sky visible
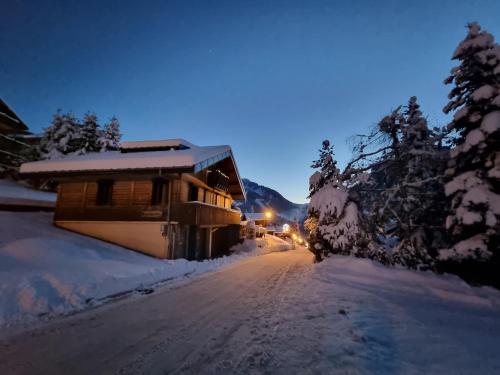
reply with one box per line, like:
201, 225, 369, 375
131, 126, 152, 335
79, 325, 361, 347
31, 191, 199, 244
1, 0, 499, 203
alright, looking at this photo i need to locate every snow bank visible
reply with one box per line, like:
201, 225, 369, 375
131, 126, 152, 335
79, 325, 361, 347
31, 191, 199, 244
0, 179, 56, 208
0, 212, 291, 327
307, 255, 500, 373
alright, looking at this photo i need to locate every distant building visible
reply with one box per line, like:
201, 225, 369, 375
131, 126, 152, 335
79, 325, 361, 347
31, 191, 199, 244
21, 139, 246, 260
243, 212, 267, 226
0, 99, 33, 176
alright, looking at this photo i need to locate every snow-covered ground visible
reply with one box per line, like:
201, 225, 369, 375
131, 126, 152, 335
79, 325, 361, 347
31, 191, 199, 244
0, 179, 56, 208
0, 211, 291, 327
1, 247, 499, 374
2, 213, 500, 373
308, 255, 500, 374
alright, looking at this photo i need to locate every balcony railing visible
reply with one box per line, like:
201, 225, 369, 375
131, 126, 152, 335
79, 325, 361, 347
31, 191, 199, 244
170, 201, 240, 226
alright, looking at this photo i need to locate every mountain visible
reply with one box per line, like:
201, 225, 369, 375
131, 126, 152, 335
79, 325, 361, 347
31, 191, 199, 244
234, 178, 308, 224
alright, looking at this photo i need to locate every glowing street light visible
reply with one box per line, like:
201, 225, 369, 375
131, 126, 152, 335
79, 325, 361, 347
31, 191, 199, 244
265, 210, 272, 219
283, 223, 290, 233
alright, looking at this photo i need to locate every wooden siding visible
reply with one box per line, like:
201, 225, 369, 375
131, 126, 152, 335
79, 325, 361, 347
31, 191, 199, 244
55, 206, 168, 221
55, 174, 238, 226
58, 182, 85, 208
85, 182, 98, 207
178, 180, 189, 202
112, 181, 131, 207
197, 187, 205, 202
132, 180, 152, 206
170, 202, 240, 226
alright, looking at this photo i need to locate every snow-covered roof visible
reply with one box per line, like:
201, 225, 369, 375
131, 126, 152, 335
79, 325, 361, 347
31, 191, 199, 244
121, 139, 195, 150
20, 139, 246, 199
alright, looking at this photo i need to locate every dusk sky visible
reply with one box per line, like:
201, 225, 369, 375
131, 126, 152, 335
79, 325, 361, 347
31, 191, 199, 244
2, 0, 499, 203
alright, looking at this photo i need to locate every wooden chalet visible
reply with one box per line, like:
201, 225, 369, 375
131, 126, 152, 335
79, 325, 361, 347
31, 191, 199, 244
20, 139, 246, 260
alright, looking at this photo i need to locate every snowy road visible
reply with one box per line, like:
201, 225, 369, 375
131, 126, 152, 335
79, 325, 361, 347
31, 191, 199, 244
0, 248, 319, 375
2, 246, 500, 374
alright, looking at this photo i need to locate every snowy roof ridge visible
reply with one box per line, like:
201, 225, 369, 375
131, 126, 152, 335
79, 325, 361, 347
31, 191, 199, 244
121, 138, 196, 150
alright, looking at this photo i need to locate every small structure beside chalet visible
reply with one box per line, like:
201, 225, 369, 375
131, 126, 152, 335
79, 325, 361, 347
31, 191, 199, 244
20, 139, 246, 260
0, 99, 32, 177
244, 212, 268, 226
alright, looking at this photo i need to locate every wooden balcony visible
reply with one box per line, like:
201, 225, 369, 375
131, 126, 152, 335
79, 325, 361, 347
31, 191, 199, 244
55, 200, 240, 227
170, 201, 241, 226
55, 206, 169, 221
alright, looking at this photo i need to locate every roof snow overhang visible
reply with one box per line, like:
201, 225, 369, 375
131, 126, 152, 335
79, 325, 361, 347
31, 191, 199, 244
0, 99, 29, 134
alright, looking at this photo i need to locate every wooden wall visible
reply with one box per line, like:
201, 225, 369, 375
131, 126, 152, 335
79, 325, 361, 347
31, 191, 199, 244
58, 182, 85, 208
57, 180, 155, 209
55, 174, 239, 226
133, 180, 153, 206
112, 181, 132, 207
179, 175, 233, 209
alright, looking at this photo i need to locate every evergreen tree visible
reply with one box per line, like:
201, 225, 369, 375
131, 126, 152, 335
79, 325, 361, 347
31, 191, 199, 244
73, 112, 100, 154
98, 116, 122, 151
347, 100, 447, 269
306, 141, 372, 261
346, 108, 407, 254
392, 97, 448, 269
39, 111, 79, 159
309, 139, 339, 196
439, 23, 500, 285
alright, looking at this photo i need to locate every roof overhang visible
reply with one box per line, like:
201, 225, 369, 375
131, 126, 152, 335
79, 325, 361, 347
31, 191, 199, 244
0, 99, 29, 134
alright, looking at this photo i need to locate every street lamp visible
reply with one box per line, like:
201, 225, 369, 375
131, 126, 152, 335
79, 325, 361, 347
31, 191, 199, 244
264, 210, 273, 229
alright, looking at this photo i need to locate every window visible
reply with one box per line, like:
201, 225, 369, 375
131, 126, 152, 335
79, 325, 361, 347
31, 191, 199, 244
96, 180, 113, 206
151, 179, 166, 205
188, 183, 198, 201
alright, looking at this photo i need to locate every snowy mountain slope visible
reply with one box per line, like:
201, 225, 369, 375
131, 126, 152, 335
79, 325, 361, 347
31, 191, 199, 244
235, 178, 308, 223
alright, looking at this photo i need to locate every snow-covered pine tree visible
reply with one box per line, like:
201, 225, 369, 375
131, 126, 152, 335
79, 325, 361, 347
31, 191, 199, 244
439, 23, 500, 285
73, 112, 101, 154
345, 101, 447, 269
306, 140, 371, 260
39, 111, 79, 159
309, 139, 338, 197
391, 97, 448, 269
98, 116, 122, 151
350, 108, 406, 245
